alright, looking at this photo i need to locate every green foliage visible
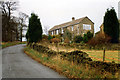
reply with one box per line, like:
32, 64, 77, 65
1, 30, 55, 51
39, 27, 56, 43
48, 35, 53, 40
26, 13, 43, 43
83, 34, 88, 43
87, 31, 93, 40
103, 7, 119, 43
82, 31, 93, 43
63, 29, 72, 41
73, 35, 83, 43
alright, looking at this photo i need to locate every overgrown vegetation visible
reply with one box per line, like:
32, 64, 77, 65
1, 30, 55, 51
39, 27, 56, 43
88, 33, 111, 47
24, 46, 119, 79
63, 29, 72, 42
73, 31, 93, 43
73, 35, 83, 43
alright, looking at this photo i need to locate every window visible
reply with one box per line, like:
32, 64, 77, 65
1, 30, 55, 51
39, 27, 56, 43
71, 26, 74, 31
77, 26, 79, 34
62, 28, 64, 33
51, 31, 53, 35
83, 24, 91, 30
56, 30, 59, 35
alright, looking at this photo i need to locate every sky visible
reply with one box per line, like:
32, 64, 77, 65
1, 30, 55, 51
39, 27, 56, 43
12, 0, 120, 34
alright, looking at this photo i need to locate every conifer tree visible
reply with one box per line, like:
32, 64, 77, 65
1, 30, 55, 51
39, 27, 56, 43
103, 7, 119, 43
26, 13, 43, 43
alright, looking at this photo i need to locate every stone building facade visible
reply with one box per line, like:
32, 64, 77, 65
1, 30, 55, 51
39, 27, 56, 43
48, 16, 94, 37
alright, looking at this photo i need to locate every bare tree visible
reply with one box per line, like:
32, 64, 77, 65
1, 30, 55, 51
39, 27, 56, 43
0, 0, 18, 42
18, 12, 28, 42
43, 26, 49, 35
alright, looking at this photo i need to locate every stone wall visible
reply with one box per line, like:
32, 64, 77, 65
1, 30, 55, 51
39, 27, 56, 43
28, 43, 120, 74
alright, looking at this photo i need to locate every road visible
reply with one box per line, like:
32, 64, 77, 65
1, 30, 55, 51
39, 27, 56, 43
2, 44, 66, 78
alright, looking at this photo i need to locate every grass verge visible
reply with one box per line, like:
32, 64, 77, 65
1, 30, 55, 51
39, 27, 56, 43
24, 47, 119, 79
1, 41, 26, 49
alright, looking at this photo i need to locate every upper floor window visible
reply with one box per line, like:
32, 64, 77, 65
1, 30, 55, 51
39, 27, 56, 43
83, 24, 91, 30
71, 26, 74, 31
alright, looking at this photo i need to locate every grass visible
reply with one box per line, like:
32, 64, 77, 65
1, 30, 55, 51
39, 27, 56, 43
38, 42, 119, 63
24, 47, 119, 79
81, 50, 119, 63
1, 41, 26, 49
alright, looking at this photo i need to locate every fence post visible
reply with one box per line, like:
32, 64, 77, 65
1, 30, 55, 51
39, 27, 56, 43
103, 47, 105, 62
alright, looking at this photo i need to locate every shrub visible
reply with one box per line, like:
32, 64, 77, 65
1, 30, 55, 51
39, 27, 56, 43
48, 35, 53, 40
54, 35, 61, 40
73, 35, 83, 43
83, 34, 88, 43
50, 38, 60, 43
42, 35, 48, 39
83, 31, 93, 43
87, 33, 111, 46
63, 29, 72, 41
64, 37, 70, 43
87, 31, 93, 40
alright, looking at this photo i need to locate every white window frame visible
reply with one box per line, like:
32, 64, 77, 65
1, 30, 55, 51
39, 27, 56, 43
83, 24, 91, 30
51, 31, 53, 35
62, 28, 64, 33
56, 29, 59, 35
71, 26, 74, 31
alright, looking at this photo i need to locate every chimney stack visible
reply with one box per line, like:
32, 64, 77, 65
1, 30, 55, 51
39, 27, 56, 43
72, 17, 75, 21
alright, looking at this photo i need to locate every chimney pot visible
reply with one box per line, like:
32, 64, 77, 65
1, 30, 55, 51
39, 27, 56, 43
72, 17, 75, 21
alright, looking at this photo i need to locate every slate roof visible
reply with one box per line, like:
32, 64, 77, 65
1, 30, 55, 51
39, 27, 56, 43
49, 16, 94, 31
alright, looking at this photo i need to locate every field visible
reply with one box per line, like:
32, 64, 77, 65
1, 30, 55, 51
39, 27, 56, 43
81, 50, 119, 63
39, 42, 119, 63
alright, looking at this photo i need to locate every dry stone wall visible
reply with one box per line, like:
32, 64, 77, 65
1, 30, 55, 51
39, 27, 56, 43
28, 43, 120, 75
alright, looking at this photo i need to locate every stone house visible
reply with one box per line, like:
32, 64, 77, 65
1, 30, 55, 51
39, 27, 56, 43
48, 16, 94, 38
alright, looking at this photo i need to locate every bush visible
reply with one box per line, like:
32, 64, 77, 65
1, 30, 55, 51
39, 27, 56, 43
73, 35, 83, 43
64, 37, 70, 43
83, 34, 88, 43
54, 35, 61, 40
83, 31, 93, 43
87, 33, 111, 46
63, 29, 72, 41
48, 35, 53, 40
42, 35, 48, 39
50, 38, 60, 43
87, 31, 93, 40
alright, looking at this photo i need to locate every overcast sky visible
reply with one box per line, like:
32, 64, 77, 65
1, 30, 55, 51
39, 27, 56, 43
15, 0, 120, 34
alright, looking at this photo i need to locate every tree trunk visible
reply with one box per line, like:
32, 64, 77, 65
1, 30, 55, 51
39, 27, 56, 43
20, 27, 22, 42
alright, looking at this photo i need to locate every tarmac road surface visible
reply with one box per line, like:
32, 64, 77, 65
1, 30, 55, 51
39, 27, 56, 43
2, 44, 66, 78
